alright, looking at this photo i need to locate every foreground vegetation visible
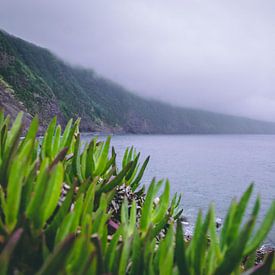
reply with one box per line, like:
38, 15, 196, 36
2, 29, 275, 134
0, 112, 274, 274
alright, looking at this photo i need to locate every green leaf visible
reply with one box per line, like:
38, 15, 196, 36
131, 156, 150, 191
25, 158, 50, 228
46, 188, 74, 238
118, 238, 132, 275
60, 119, 73, 148
159, 225, 174, 275
175, 220, 190, 275
81, 178, 97, 225
130, 228, 142, 275
125, 153, 140, 182
55, 195, 83, 244
40, 163, 64, 225
121, 199, 129, 227
94, 136, 111, 175
122, 147, 129, 168
91, 234, 104, 275
100, 152, 116, 178
106, 227, 122, 271
226, 184, 254, 245
66, 236, 91, 274
4, 112, 23, 155
37, 234, 76, 275
1, 112, 23, 187
129, 200, 137, 235
0, 228, 23, 275
220, 199, 237, 250
207, 206, 222, 273
80, 147, 87, 179
244, 200, 275, 255
140, 179, 156, 233
72, 134, 83, 182
20, 115, 38, 149
97, 161, 133, 194
127, 146, 134, 164
0, 185, 7, 217
193, 207, 212, 275
92, 194, 110, 236
41, 117, 57, 160
85, 139, 96, 178
152, 180, 170, 224
65, 118, 80, 153
214, 218, 256, 275
6, 140, 33, 232
52, 125, 61, 157
152, 214, 169, 239
187, 209, 203, 260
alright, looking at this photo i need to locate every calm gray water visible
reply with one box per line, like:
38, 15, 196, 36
82, 134, 275, 245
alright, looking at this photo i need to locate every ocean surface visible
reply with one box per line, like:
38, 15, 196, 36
81, 134, 275, 245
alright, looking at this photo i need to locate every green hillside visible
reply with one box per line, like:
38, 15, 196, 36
1, 29, 275, 134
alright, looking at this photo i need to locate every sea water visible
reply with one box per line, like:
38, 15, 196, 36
82, 134, 275, 245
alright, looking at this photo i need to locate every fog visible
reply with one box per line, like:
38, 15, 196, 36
1, 0, 274, 121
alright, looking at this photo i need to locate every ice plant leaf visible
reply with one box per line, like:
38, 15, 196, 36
131, 156, 150, 191
175, 221, 190, 275
152, 179, 170, 224
244, 200, 275, 255
0, 228, 23, 275
37, 234, 76, 275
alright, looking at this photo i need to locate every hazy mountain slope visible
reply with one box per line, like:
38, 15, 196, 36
1, 29, 275, 134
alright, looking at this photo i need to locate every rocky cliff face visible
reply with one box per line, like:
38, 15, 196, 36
0, 80, 32, 128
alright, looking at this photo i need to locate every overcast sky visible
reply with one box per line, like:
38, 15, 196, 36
0, 0, 275, 121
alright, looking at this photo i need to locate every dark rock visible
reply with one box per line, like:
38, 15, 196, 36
179, 215, 188, 223
216, 218, 222, 229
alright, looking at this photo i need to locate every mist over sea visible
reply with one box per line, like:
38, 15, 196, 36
82, 134, 275, 246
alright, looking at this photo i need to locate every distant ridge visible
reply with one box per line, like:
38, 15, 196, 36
1, 29, 275, 134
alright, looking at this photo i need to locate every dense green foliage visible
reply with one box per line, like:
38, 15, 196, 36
1, 29, 275, 134
0, 111, 274, 274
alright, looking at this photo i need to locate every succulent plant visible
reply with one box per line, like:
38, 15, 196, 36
0, 111, 274, 274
